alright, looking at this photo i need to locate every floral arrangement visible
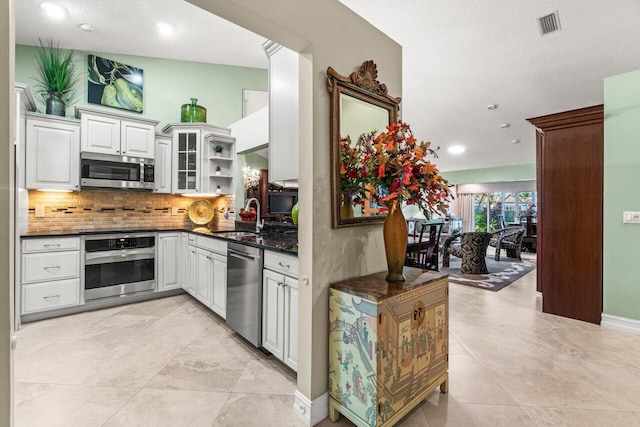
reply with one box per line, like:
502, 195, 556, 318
242, 165, 260, 190
339, 136, 369, 205
341, 121, 452, 216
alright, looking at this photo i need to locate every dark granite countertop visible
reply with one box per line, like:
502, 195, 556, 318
21, 226, 298, 256
330, 267, 447, 301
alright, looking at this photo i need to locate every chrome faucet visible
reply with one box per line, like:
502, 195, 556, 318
245, 198, 264, 233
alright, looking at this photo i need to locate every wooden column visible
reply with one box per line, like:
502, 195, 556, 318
528, 105, 603, 324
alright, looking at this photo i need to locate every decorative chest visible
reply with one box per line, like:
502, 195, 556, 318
329, 267, 448, 427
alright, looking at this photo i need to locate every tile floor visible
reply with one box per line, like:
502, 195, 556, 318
14, 258, 640, 426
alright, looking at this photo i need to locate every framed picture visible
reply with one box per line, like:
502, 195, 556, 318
87, 55, 144, 113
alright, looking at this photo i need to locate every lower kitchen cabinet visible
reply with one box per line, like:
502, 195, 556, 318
185, 245, 197, 296
211, 253, 227, 319
188, 235, 227, 319
262, 251, 298, 371
20, 237, 80, 315
158, 233, 181, 291
196, 248, 213, 307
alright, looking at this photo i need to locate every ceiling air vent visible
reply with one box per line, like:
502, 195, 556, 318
538, 11, 561, 35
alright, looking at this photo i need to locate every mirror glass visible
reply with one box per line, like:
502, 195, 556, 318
327, 60, 401, 228
339, 94, 389, 219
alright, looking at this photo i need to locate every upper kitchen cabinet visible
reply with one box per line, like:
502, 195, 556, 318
163, 123, 235, 195
205, 132, 236, 195
75, 107, 159, 159
263, 41, 299, 183
154, 134, 172, 194
25, 112, 80, 191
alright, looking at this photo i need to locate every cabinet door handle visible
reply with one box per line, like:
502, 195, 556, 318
43, 266, 61, 272
43, 244, 60, 248
43, 294, 60, 299
277, 282, 284, 287
278, 262, 290, 268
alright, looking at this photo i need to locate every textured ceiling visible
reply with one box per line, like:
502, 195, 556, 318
16, 0, 640, 172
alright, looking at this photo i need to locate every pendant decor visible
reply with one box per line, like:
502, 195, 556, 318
383, 200, 408, 281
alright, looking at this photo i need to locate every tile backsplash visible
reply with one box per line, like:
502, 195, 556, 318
27, 189, 235, 233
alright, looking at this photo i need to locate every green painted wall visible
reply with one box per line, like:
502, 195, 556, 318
603, 70, 640, 321
442, 163, 536, 185
15, 44, 267, 129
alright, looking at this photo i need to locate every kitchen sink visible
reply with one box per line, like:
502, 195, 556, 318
212, 231, 259, 238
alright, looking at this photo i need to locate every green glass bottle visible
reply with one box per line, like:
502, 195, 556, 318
181, 98, 207, 123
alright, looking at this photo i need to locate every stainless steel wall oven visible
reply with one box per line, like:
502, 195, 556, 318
84, 233, 156, 301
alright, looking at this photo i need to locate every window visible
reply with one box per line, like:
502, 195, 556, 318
473, 191, 537, 232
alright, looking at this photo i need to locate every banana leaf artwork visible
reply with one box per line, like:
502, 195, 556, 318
87, 55, 143, 113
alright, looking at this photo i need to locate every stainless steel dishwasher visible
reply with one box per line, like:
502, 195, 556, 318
226, 242, 263, 347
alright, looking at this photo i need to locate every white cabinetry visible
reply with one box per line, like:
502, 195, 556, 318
162, 123, 235, 195
185, 243, 197, 296
205, 132, 236, 195
76, 107, 158, 159
25, 112, 80, 191
154, 134, 172, 193
263, 41, 299, 183
182, 234, 227, 318
21, 237, 80, 315
196, 248, 214, 307
262, 250, 298, 371
158, 233, 181, 291
211, 253, 227, 318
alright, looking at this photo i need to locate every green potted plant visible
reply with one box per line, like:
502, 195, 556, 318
215, 165, 222, 176
214, 145, 223, 157
33, 38, 78, 117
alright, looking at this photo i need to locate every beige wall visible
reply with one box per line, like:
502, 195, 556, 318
188, 0, 402, 402
1, 0, 15, 425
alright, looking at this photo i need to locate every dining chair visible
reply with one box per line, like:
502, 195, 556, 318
405, 221, 443, 271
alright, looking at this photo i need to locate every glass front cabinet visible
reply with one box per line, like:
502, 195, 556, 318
163, 123, 235, 195
174, 129, 201, 193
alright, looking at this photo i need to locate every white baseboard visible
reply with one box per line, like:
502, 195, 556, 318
294, 390, 329, 426
601, 313, 640, 335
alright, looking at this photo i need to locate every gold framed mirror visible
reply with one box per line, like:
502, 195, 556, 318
327, 60, 401, 228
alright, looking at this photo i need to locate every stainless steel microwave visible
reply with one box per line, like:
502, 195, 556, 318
80, 152, 154, 190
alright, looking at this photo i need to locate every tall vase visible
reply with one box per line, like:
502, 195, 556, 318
341, 192, 354, 219
45, 92, 65, 117
383, 199, 407, 282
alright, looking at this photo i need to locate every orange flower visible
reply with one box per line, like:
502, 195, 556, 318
378, 164, 386, 178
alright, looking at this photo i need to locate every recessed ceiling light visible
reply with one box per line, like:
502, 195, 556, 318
487, 104, 498, 110
448, 145, 466, 154
156, 22, 176, 36
511, 139, 521, 144
500, 123, 511, 128
79, 23, 94, 32
40, 2, 66, 20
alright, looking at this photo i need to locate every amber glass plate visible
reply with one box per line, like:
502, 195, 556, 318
188, 200, 214, 225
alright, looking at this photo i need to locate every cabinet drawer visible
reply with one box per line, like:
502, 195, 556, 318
22, 237, 80, 253
187, 234, 197, 245
197, 235, 227, 255
22, 279, 79, 314
22, 251, 80, 284
264, 251, 298, 277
